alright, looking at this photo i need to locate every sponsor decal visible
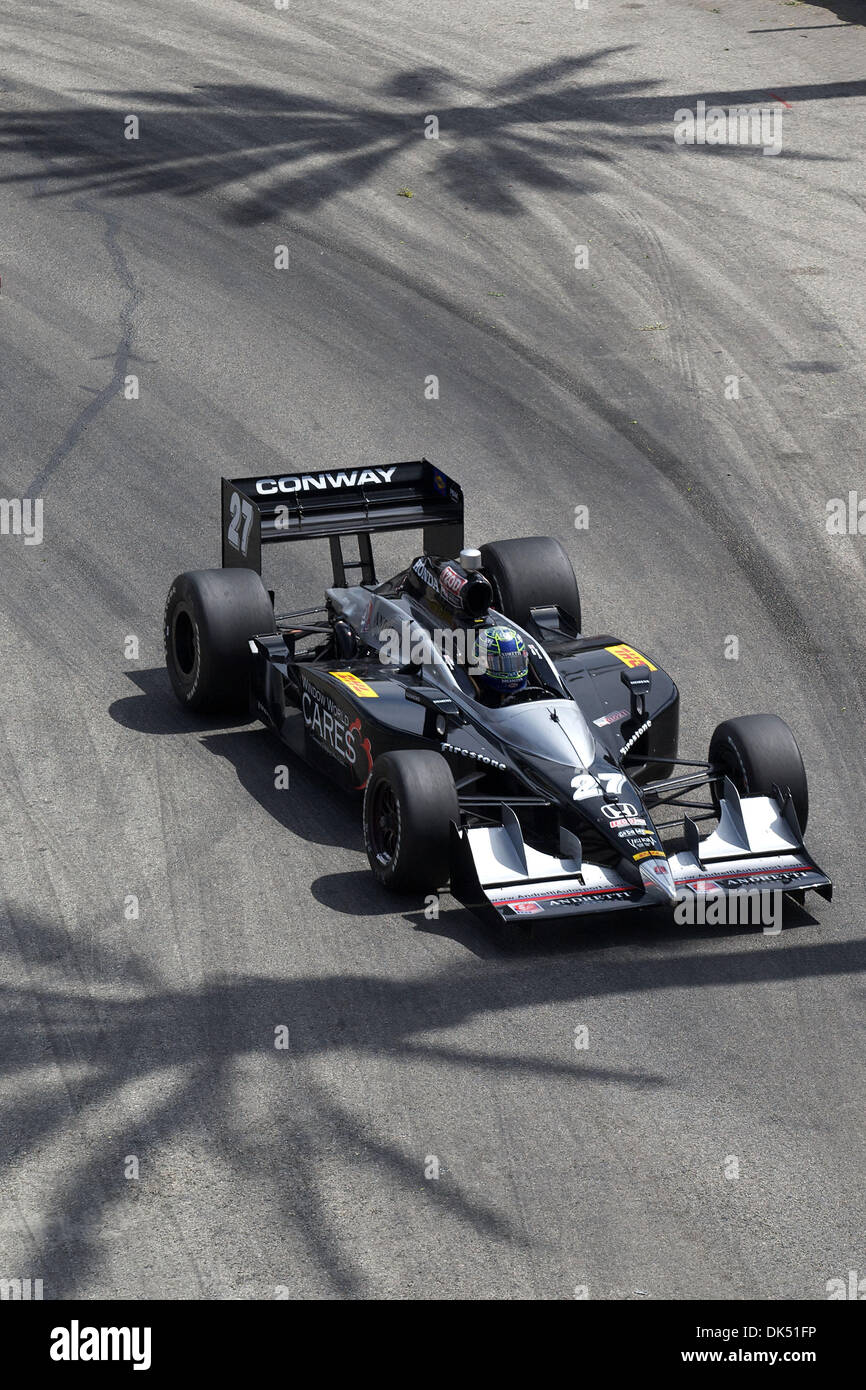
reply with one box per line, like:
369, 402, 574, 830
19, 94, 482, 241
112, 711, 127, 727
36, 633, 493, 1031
602, 802, 638, 820
620, 718, 652, 757
609, 815, 646, 829
255, 467, 396, 497
348, 717, 373, 788
676, 866, 815, 891
301, 678, 372, 784
433, 471, 447, 495
633, 849, 666, 862
605, 643, 657, 671
502, 885, 640, 911
412, 557, 469, 609
593, 708, 629, 728
329, 670, 379, 697
412, 557, 445, 595
511, 900, 542, 915
726, 869, 809, 889
439, 564, 466, 598
441, 742, 506, 771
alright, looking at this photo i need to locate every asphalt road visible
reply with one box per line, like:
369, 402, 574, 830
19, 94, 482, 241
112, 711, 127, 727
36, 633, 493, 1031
1, 0, 864, 1299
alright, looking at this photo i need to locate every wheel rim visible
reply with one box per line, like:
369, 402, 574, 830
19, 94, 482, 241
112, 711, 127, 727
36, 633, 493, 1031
370, 782, 399, 865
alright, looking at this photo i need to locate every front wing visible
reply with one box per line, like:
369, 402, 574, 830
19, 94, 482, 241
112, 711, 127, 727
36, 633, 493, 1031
450, 780, 832, 923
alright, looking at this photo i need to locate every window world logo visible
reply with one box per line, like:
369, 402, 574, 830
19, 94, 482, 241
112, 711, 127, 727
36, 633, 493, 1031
0, 1276, 43, 1299
50, 1322, 152, 1371
673, 101, 783, 156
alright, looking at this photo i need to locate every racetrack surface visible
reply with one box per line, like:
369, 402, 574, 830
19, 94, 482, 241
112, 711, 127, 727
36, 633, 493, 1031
0, 0, 864, 1299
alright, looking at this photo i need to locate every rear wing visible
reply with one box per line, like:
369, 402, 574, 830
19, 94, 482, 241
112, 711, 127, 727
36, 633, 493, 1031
221, 458, 463, 584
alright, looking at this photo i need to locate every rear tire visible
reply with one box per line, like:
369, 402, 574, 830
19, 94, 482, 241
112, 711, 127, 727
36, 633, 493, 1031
164, 568, 275, 715
479, 536, 581, 631
363, 751, 459, 893
709, 714, 808, 832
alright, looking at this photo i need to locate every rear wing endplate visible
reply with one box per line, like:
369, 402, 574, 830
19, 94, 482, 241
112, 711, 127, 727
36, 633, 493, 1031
221, 459, 463, 579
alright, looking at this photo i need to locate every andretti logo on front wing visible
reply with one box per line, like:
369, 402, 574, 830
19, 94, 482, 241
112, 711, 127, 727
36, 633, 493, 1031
502, 885, 640, 913
676, 866, 816, 892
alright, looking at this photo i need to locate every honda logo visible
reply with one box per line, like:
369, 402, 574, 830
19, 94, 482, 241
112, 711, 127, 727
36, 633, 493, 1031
602, 802, 638, 819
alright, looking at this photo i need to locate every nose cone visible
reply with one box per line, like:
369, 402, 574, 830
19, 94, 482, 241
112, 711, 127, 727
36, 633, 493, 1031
640, 858, 678, 903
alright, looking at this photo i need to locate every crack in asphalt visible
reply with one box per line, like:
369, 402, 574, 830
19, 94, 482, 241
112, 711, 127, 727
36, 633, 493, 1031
26, 201, 141, 498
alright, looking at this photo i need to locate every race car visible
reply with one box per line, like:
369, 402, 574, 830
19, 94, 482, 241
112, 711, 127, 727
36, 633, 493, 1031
163, 460, 832, 931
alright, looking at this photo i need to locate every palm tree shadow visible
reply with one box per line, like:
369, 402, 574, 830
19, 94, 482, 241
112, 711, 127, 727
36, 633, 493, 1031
0, 53, 851, 226
1, 906, 858, 1296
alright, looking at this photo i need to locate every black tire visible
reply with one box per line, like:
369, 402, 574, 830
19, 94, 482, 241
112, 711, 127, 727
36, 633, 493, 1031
363, 751, 459, 893
479, 536, 581, 631
164, 568, 275, 715
709, 714, 808, 832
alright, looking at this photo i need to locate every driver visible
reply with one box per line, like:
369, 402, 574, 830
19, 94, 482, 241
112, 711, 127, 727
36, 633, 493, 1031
472, 625, 529, 706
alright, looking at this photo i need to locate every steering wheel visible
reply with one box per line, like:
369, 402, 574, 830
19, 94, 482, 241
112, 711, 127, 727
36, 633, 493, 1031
499, 685, 551, 706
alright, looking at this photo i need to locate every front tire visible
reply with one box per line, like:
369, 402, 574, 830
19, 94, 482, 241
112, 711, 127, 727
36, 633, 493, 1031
479, 536, 581, 631
709, 714, 809, 831
164, 568, 275, 715
363, 751, 459, 893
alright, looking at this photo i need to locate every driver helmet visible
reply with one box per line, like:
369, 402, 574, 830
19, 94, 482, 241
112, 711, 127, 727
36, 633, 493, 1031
477, 625, 529, 694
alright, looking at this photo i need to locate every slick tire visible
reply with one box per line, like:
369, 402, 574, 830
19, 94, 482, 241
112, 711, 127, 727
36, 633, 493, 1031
363, 751, 459, 893
164, 568, 275, 715
709, 714, 809, 832
479, 536, 581, 632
